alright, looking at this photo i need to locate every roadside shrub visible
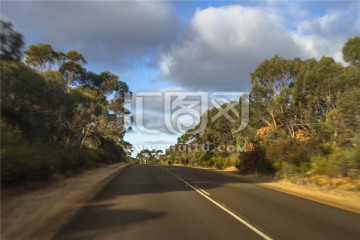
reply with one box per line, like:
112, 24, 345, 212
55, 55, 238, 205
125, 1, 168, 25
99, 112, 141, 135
1, 143, 101, 186
210, 156, 231, 170
265, 139, 318, 166
319, 143, 334, 155
198, 152, 214, 167
226, 153, 240, 167
2, 143, 58, 185
58, 147, 99, 173
236, 146, 274, 174
1, 126, 102, 186
310, 144, 360, 178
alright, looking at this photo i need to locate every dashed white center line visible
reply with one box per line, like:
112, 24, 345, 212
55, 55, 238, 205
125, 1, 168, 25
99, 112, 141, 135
166, 169, 273, 240
198, 188, 211, 196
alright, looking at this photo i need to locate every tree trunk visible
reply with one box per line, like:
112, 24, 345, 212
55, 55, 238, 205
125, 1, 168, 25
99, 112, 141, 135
80, 127, 90, 148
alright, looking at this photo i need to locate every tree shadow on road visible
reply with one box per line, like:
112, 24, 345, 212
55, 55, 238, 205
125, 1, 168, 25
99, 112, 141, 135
53, 165, 275, 239
54, 204, 166, 240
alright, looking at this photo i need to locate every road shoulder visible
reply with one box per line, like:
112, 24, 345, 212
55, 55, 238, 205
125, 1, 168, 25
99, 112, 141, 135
256, 180, 360, 214
179, 165, 360, 214
1, 163, 130, 240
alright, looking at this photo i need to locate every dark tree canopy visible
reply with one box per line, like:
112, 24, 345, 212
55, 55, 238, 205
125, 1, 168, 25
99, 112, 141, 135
1, 22, 133, 185
0, 20, 25, 61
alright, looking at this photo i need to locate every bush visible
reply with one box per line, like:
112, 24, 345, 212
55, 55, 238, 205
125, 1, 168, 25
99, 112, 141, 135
1, 143, 102, 186
198, 152, 214, 167
266, 139, 318, 166
58, 147, 99, 173
236, 146, 274, 174
1, 127, 102, 186
310, 144, 360, 178
210, 156, 231, 170
2, 143, 57, 185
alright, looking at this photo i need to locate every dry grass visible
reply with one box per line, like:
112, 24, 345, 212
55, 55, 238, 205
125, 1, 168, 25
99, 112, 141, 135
258, 179, 360, 214
225, 172, 360, 214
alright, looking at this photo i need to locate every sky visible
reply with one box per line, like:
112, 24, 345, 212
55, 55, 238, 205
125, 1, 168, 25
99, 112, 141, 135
2, 0, 360, 155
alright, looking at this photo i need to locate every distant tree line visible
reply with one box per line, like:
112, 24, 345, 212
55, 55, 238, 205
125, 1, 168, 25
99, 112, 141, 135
163, 36, 360, 180
136, 149, 163, 164
1, 21, 132, 185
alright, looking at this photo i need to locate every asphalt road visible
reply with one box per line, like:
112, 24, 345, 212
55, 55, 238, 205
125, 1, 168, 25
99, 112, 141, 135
54, 165, 360, 240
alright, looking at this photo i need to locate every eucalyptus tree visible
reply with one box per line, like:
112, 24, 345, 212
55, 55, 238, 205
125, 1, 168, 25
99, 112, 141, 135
342, 36, 360, 66
136, 149, 153, 164
25, 43, 57, 72
0, 20, 25, 61
250, 56, 306, 137
59, 50, 87, 92
68, 70, 131, 148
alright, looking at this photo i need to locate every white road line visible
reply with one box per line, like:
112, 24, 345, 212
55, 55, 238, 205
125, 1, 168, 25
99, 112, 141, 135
198, 188, 211, 196
166, 169, 273, 240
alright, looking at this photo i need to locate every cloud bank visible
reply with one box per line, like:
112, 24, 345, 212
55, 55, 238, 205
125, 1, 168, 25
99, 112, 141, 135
158, 4, 360, 91
2, 1, 178, 69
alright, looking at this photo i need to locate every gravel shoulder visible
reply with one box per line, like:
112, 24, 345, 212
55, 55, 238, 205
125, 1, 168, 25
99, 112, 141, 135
1, 163, 129, 240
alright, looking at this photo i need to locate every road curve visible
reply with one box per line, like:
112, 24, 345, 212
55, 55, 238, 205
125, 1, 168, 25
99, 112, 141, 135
54, 165, 360, 240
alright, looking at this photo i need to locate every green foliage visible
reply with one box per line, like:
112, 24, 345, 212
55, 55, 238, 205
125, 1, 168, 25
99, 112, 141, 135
265, 139, 318, 166
294, 57, 345, 121
250, 55, 303, 103
1, 24, 132, 186
1, 125, 100, 185
236, 146, 273, 174
342, 36, 360, 66
0, 20, 24, 61
66, 50, 87, 64
208, 156, 230, 169
25, 43, 57, 72
311, 144, 360, 178
319, 143, 334, 155
136, 149, 163, 164
1, 61, 67, 141
163, 36, 360, 179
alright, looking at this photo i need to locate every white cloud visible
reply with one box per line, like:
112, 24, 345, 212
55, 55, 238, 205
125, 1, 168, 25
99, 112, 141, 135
291, 9, 360, 63
158, 4, 360, 91
158, 5, 304, 91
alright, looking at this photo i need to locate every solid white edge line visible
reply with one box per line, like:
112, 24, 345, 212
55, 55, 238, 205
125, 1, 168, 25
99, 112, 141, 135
166, 169, 273, 240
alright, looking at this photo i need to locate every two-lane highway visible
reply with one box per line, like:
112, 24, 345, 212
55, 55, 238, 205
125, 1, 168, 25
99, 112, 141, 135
54, 165, 360, 240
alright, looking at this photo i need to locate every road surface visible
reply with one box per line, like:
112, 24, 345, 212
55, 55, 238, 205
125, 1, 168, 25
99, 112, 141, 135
54, 165, 360, 240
